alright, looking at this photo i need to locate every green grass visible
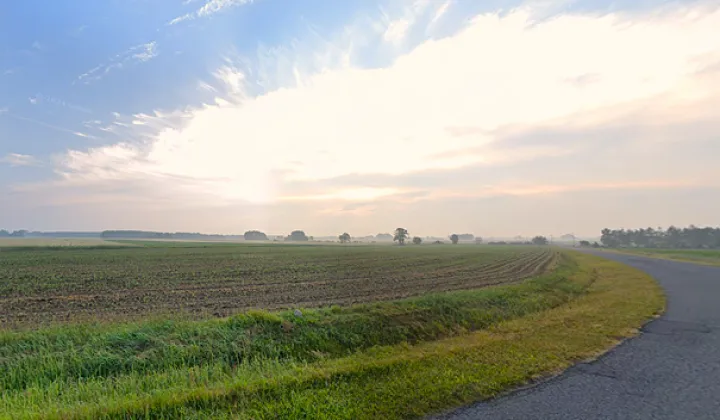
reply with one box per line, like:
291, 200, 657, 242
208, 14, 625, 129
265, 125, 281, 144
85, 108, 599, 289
0, 251, 663, 419
610, 248, 720, 266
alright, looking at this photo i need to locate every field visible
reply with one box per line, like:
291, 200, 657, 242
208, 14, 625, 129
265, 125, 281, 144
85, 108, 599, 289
610, 248, 720, 266
0, 242, 555, 327
0, 242, 663, 419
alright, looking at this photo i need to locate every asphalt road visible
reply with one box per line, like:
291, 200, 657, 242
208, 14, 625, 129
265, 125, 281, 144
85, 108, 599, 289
434, 251, 720, 420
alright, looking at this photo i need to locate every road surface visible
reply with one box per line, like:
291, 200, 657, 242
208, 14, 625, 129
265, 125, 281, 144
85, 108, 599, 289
435, 251, 720, 420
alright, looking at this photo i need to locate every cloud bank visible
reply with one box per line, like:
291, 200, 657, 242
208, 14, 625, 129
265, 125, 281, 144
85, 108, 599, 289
8, 1, 720, 235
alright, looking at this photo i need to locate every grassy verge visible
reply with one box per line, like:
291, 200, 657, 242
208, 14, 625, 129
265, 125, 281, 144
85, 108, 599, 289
0, 252, 663, 419
606, 248, 720, 267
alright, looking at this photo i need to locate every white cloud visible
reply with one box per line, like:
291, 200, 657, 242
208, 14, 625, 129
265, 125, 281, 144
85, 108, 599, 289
132, 42, 158, 62
27, 94, 92, 113
429, 0, 452, 27
1, 153, 40, 167
23, 2, 720, 229
169, 0, 254, 25
76, 42, 158, 84
383, 19, 411, 44
5, 112, 98, 139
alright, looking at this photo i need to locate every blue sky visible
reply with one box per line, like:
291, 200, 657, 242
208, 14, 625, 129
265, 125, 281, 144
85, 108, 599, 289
1, 0, 719, 236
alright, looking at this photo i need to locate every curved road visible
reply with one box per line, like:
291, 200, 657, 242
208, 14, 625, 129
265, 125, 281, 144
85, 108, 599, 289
435, 252, 720, 420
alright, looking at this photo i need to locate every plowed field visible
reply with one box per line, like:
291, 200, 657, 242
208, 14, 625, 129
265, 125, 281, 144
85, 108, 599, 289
0, 243, 557, 327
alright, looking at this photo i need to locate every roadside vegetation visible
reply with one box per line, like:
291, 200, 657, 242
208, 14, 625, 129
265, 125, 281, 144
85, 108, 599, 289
0, 248, 663, 419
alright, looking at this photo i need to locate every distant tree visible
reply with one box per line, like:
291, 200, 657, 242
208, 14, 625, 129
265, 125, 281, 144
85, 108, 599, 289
592, 241, 601, 248
450, 234, 459, 244
600, 228, 619, 247
244, 230, 268, 241
433, 240, 444, 245
531, 235, 549, 245
457, 234, 475, 241
0, 229, 9, 237
393, 228, 409, 245
475, 237, 483, 244
286, 230, 309, 241
579, 240, 591, 247
375, 233, 394, 241
412, 236, 423, 245
338, 232, 351, 243
597, 225, 720, 249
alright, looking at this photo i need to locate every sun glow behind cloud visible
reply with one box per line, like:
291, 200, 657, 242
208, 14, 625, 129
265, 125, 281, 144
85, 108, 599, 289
9, 1, 720, 234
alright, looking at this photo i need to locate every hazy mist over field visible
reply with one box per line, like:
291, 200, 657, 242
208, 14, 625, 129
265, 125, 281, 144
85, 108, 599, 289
2, 0, 719, 237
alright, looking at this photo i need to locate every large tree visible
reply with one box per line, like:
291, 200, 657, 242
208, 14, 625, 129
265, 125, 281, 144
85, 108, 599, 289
412, 236, 423, 245
338, 232, 351, 243
532, 235, 549, 245
244, 230, 268, 241
286, 230, 309, 241
393, 228, 409, 245
450, 234, 459, 244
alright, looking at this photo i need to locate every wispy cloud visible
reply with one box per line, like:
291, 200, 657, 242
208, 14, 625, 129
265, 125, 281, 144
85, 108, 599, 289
1, 153, 40, 167
76, 42, 158, 84
383, 19, 411, 44
169, 0, 254, 25
28, 94, 92, 113
70, 25, 88, 37
6, 113, 97, 139
430, 1, 451, 24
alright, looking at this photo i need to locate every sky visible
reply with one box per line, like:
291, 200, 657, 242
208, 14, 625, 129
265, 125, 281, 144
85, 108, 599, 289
1, 0, 719, 238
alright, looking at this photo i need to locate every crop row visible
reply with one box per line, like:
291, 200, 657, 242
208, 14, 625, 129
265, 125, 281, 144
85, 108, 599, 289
0, 245, 555, 327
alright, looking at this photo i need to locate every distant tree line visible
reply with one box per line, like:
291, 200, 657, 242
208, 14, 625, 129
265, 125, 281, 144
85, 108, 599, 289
0, 229, 28, 237
599, 226, 720, 249
0, 230, 102, 238
100, 230, 243, 240
487, 236, 548, 246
